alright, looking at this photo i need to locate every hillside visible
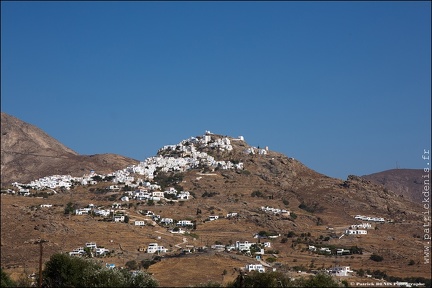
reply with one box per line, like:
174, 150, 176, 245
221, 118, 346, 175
1, 122, 430, 286
1, 112, 139, 185
362, 169, 424, 203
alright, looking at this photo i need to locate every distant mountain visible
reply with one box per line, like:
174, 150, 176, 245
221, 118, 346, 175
1, 112, 139, 185
361, 168, 424, 203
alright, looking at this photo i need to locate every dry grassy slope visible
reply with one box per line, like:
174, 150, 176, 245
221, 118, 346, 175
1, 132, 430, 286
1, 112, 139, 184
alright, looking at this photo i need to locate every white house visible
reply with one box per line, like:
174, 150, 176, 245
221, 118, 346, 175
309, 245, 317, 252
208, 215, 219, 221
85, 242, 97, 249
350, 223, 372, 229
113, 215, 125, 222
18, 190, 30, 196
227, 212, 238, 218
94, 209, 111, 217
319, 247, 331, 254
147, 243, 158, 253
147, 243, 168, 254
336, 249, 351, 256
40, 204, 52, 208
165, 187, 177, 194
75, 208, 90, 215
177, 191, 190, 200
245, 264, 265, 273
135, 191, 151, 201
169, 228, 185, 234
112, 203, 122, 209
121, 196, 129, 202
96, 247, 110, 256
328, 266, 354, 277
211, 244, 226, 251
235, 241, 253, 251
177, 220, 193, 226
345, 229, 367, 235
160, 218, 174, 225
69, 247, 85, 256
134, 220, 145, 226
152, 191, 164, 198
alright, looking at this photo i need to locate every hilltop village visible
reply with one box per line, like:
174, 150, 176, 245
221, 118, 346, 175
2, 131, 429, 287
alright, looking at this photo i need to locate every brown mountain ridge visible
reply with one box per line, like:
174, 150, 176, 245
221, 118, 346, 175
1, 112, 139, 185
362, 169, 425, 203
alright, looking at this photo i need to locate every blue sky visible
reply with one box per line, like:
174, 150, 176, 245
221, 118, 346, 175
1, 1, 431, 180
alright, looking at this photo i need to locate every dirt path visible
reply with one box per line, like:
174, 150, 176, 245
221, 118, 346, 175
174, 237, 188, 249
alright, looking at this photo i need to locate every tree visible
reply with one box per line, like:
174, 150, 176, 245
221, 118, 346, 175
227, 271, 341, 288
42, 253, 158, 287
227, 271, 291, 288
125, 260, 138, 270
64, 202, 75, 215
408, 259, 415, 265
370, 253, 384, 262
1, 268, 16, 287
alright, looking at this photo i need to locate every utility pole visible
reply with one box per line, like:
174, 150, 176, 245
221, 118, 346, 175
38, 241, 43, 288
37, 239, 47, 288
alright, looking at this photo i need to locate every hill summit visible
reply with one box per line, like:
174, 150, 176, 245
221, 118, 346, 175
1, 112, 139, 185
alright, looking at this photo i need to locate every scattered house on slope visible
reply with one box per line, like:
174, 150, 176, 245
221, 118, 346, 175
69, 247, 85, 256
328, 266, 354, 277
226, 212, 238, 218
75, 208, 91, 215
18, 189, 30, 196
208, 215, 219, 221
177, 220, 194, 227
350, 223, 372, 229
235, 241, 253, 252
96, 247, 110, 256
169, 227, 185, 234
177, 191, 191, 200
160, 218, 174, 225
113, 215, 125, 222
245, 264, 265, 273
345, 229, 367, 235
146, 243, 167, 254
336, 249, 352, 256
85, 242, 97, 249
152, 191, 164, 198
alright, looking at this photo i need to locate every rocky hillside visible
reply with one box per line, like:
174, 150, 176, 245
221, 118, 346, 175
362, 169, 424, 203
1, 121, 429, 286
1, 112, 139, 185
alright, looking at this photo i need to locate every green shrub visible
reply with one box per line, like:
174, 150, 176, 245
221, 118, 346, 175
42, 253, 158, 287
370, 253, 384, 262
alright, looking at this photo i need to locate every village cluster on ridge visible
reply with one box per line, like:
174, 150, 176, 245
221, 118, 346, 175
1, 130, 427, 287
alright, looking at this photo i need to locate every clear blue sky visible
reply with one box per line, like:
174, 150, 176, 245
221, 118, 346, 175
1, 1, 431, 180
